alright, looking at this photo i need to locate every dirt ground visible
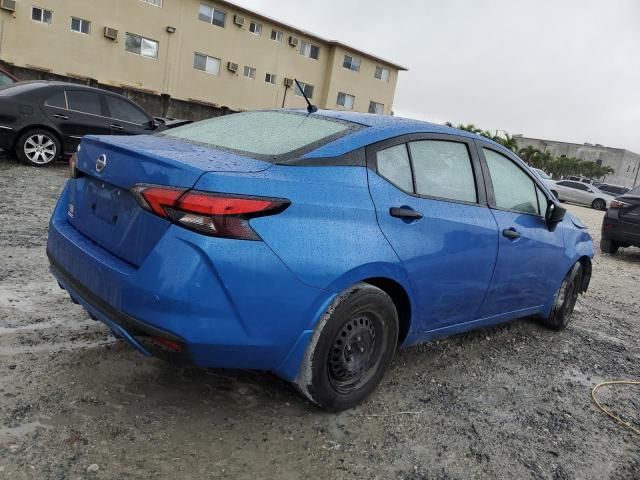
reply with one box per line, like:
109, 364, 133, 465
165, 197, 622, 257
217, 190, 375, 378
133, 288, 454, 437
0, 158, 638, 480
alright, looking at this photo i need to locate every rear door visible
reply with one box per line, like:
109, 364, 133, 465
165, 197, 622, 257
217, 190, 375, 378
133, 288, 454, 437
52, 90, 111, 153
103, 94, 155, 136
367, 133, 499, 332
476, 143, 566, 316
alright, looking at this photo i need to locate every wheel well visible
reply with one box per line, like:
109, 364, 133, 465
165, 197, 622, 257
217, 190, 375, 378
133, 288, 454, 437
13, 125, 64, 155
578, 256, 592, 293
362, 277, 411, 344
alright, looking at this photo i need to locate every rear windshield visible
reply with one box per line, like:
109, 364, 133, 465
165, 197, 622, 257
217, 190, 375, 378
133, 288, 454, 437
162, 111, 359, 160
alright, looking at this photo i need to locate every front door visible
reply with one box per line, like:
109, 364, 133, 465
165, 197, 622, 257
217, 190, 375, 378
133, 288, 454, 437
367, 134, 499, 332
103, 94, 155, 136
476, 143, 566, 317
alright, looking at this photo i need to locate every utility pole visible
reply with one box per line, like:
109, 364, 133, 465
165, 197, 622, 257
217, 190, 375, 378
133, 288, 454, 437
633, 159, 640, 188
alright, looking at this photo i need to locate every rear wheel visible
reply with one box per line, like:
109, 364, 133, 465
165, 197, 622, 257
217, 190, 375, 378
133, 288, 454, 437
540, 262, 583, 330
15, 129, 61, 167
591, 199, 606, 210
294, 283, 398, 411
600, 238, 619, 255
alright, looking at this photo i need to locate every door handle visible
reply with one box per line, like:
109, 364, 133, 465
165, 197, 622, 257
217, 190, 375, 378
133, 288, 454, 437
502, 228, 521, 240
111, 124, 124, 130
53, 114, 69, 120
390, 207, 423, 220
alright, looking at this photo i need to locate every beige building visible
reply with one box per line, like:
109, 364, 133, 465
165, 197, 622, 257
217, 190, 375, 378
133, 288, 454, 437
0, 0, 406, 115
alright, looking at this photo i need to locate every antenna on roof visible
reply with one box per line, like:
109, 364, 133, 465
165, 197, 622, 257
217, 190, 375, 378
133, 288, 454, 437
294, 79, 318, 114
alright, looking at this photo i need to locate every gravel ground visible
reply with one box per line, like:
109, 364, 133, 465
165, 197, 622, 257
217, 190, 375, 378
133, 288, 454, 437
0, 158, 638, 479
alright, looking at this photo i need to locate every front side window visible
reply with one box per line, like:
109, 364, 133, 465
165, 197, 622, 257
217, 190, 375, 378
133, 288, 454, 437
343, 55, 361, 72
336, 92, 355, 110
536, 186, 549, 215
294, 81, 314, 99
249, 22, 262, 35
368, 101, 384, 115
163, 111, 352, 158
375, 66, 390, 81
66, 91, 102, 116
410, 141, 477, 203
105, 96, 149, 125
270, 29, 283, 42
265, 73, 277, 85
125, 33, 159, 59
32, 6, 53, 24
300, 41, 320, 60
193, 53, 221, 75
71, 17, 91, 34
484, 148, 539, 215
199, 4, 226, 27
376, 144, 413, 192
242, 66, 256, 79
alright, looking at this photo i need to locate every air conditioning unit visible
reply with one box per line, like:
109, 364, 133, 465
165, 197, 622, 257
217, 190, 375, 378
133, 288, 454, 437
227, 62, 238, 73
283, 78, 294, 88
289, 36, 299, 47
234, 15, 245, 26
104, 27, 118, 41
0, 0, 16, 12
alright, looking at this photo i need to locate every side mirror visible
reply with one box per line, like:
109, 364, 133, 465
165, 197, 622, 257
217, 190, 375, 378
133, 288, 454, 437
146, 120, 158, 130
546, 202, 566, 231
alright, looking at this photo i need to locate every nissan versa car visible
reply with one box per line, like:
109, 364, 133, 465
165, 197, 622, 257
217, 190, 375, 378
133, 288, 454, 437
47, 111, 593, 410
544, 179, 613, 210
601, 185, 640, 254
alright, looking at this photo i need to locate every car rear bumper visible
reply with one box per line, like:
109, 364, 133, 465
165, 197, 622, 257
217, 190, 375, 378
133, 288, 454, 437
602, 212, 640, 246
47, 182, 327, 379
0, 126, 16, 151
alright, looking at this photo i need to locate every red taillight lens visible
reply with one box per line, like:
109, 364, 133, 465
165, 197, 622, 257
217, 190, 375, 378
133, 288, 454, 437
131, 184, 289, 240
610, 199, 630, 209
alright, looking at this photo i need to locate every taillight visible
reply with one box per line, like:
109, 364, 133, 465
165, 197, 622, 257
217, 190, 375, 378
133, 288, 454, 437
131, 184, 289, 240
69, 153, 79, 179
610, 199, 630, 209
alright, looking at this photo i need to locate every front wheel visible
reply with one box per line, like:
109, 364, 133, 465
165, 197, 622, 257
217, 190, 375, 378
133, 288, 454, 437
294, 283, 398, 411
15, 129, 61, 167
539, 262, 583, 330
592, 199, 606, 210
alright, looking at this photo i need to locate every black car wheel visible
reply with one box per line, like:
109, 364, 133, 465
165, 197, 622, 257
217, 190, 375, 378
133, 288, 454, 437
600, 238, 619, 255
294, 283, 398, 411
591, 199, 606, 211
16, 129, 61, 167
540, 262, 583, 330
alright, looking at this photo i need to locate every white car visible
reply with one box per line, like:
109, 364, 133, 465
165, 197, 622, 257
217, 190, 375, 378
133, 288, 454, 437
543, 179, 614, 210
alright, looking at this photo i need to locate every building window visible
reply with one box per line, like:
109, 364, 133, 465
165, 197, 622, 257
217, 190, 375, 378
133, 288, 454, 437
140, 0, 162, 6
295, 81, 314, 99
270, 29, 283, 42
32, 6, 53, 24
337, 92, 355, 110
243, 66, 256, 79
265, 73, 277, 85
300, 41, 320, 60
343, 55, 361, 72
193, 53, 221, 75
375, 66, 390, 81
70, 17, 91, 34
368, 101, 384, 115
125, 33, 159, 59
199, 3, 226, 28
249, 22, 262, 35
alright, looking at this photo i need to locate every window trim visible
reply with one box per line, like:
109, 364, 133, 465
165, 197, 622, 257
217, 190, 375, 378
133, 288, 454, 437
249, 21, 262, 36
336, 92, 355, 110
193, 52, 221, 76
199, 3, 226, 28
31, 6, 53, 25
365, 133, 488, 208
70, 17, 91, 35
265, 72, 277, 85
242, 66, 256, 79
124, 32, 159, 60
270, 29, 283, 42
343, 54, 361, 72
476, 141, 554, 218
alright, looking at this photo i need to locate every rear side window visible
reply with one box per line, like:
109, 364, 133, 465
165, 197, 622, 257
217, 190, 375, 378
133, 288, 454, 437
66, 91, 102, 116
376, 144, 413, 192
409, 141, 477, 203
0, 72, 13, 86
105, 96, 149, 124
45, 92, 67, 108
484, 148, 540, 215
163, 111, 355, 159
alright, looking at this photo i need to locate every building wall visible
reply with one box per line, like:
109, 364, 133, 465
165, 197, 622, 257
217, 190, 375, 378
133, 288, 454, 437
0, 0, 403, 115
515, 136, 640, 188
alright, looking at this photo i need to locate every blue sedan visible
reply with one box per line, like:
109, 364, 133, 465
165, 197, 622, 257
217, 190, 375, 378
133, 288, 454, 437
47, 110, 593, 410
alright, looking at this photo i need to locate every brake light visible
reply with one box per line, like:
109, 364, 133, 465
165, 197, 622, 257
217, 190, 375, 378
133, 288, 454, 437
69, 153, 79, 179
610, 199, 630, 209
131, 184, 289, 240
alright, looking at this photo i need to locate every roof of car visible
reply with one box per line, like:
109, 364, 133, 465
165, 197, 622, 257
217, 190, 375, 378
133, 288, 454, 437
298, 109, 506, 158
0, 80, 122, 96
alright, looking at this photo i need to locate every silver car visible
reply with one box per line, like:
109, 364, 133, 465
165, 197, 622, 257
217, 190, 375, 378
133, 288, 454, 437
543, 179, 613, 210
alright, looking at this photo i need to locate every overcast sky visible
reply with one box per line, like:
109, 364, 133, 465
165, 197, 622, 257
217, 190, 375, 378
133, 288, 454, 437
236, 0, 640, 152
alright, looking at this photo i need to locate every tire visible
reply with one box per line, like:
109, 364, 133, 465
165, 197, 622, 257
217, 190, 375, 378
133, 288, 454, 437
294, 283, 398, 411
15, 129, 61, 167
591, 199, 606, 211
540, 262, 583, 331
600, 238, 619, 255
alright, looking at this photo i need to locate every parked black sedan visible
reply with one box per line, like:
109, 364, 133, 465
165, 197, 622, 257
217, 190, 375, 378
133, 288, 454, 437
0, 81, 167, 166
601, 185, 640, 254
